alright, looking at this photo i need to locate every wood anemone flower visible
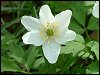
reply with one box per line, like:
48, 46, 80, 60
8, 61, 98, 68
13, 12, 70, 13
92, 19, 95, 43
21, 5, 76, 64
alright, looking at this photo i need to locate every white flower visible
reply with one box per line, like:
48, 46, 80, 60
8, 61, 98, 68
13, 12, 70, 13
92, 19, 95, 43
21, 5, 76, 64
84, 1, 95, 6
92, 1, 99, 18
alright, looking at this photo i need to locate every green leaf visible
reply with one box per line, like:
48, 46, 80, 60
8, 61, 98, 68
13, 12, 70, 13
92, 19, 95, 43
44, 58, 56, 74
25, 45, 38, 70
87, 16, 99, 30
61, 41, 85, 56
1, 17, 5, 24
78, 51, 94, 59
74, 34, 85, 43
56, 54, 74, 73
1, 33, 18, 51
86, 60, 99, 74
63, 54, 74, 72
14, 25, 26, 38
1, 34, 5, 41
70, 2, 86, 26
1, 17, 21, 29
69, 18, 85, 34
33, 57, 45, 68
1, 56, 21, 72
70, 64, 86, 74
1, 6, 29, 12
1, 29, 14, 38
86, 41, 99, 61
26, 45, 37, 58
7, 42, 25, 64
24, 1, 35, 17
45, 1, 71, 13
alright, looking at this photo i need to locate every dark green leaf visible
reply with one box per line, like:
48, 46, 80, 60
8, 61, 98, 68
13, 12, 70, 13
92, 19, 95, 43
86, 41, 99, 61
14, 25, 26, 38
70, 2, 86, 26
61, 41, 85, 56
25, 45, 38, 70
86, 60, 99, 74
74, 34, 85, 43
1, 6, 29, 11
69, 18, 85, 34
1, 56, 21, 72
44, 58, 56, 74
56, 54, 74, 73
7, 42, 25, 64
1, 17, 21, 29
87, 16, 99, 30
33, 57, 45, 68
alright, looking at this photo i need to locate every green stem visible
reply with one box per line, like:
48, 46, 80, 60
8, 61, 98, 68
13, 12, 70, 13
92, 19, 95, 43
17, 4, 20, 18
85, 29, 91, 41
1, 17, 5, 24
21, 1, 26, 8
21, 71, 30, 74
88, 41, 95, 58
73, 14, 91, 41
83, 26, 91, 41
33, 6, 38, 18
21, 64, 30, 74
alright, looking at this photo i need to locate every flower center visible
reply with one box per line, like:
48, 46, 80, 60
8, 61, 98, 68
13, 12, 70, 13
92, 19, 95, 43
46, 28, 54, 36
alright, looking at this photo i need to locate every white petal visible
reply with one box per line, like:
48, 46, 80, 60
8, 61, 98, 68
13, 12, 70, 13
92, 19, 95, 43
95, 1, 99, 5
92, 2, 99, 18
55, 10, 72, 29
39, 5, 55, 25
84, 1, 95, 6
22, 31, 45, 46
42, 40, 61, 64
55, 29, 76, 44
21, 16, 41, 31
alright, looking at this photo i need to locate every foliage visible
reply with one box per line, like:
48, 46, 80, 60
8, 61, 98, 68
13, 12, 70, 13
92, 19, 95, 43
1, 1, 99, 74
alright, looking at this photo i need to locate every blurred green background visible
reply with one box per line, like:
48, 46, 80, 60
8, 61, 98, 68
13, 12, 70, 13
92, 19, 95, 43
1, 1, 99, 74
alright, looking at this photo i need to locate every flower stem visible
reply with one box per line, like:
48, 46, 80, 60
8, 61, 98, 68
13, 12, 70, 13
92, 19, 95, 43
83, 25, 91, 41
21, 70, 31, 74
33, 6, 38, 18
1, 17, 5, 24
86, 29, 91, 41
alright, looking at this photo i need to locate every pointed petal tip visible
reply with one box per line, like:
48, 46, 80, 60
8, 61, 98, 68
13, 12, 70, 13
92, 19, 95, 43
39, 4, 55, 24
42, 40, 61, 64
41, 4, 49, 8
65, 10, 72, 15
48, 60, 57, 64
92, 3, 99, 18
55, 30, 76, 44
